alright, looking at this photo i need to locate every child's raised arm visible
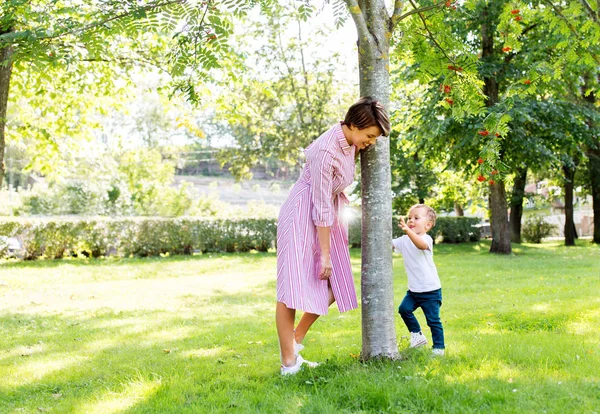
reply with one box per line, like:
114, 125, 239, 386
399, 217, 430, 251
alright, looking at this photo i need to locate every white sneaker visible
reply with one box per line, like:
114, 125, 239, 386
303, 358, 319, 368
432, 348, 445, 357
294, 339, 304, 356
280, 355, 305, 376
410, 332, 428, 348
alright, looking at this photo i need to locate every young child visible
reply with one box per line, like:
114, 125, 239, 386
392, 204, 445, 356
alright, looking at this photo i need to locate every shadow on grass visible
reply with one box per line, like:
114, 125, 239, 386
0, 251, 277, 270
2, 281, 599, 413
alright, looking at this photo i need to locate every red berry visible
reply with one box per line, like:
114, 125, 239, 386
477, 158, 484, 164
478, 175, 486, 182
492, 170, 498, 175
446, 0, 451, 6
445, 98, 454, 105
478, 130, 490, 136
524, 79, 531, 85
511, 9, 520, 14
502, 46, 512, 52
444, 85, 451, 93
495, 132, 500, 137
515, 16, 522, 21
489, 179, 495, 185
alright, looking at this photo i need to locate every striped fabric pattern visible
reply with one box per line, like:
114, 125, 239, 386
276, 123, 358, 315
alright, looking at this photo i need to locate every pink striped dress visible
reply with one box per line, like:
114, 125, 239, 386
276, 123, 358, 315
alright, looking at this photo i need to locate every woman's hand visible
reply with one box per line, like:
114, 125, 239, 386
319, 253, 333, 280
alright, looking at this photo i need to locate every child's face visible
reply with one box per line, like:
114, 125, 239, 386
406, 207, 433, 235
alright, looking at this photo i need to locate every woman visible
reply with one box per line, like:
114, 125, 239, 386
276, 97, 391, 375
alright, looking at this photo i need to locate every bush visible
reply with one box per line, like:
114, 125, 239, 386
522, 215, 556, 243
0, 217, 278, 260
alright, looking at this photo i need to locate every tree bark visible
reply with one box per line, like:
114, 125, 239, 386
0, 28, 15, 189
489, 181, 512, 253
482, 6, 511, 254
454, 202, 464, 217
509, 167, 527, 243
347, 0, 398, 360
582, 80, 600, 243
563, 163, 577, 246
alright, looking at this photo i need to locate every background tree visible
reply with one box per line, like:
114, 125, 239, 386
0, 0, 264, 187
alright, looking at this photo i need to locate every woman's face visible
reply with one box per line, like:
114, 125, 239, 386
350, 125, 382, 150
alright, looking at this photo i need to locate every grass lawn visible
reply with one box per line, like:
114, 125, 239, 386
1, 241, 599, 413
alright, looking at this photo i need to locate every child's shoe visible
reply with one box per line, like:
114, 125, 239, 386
432, 348, 445, 357
409, 331, 428, 348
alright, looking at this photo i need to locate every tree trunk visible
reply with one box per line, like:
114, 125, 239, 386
563, 163, 576, 246
454, 202, 464, 217
482, 6, 511, 254
0, 29, 15, 189
489, 181, 512, 253
348, 0, 398, 360
509, 167, 527, 243
582, 80, 600, 243
588, 146, 600, 243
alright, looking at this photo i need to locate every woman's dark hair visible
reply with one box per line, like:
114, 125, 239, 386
341, 97, 391, 137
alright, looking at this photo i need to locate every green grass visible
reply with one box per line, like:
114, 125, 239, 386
1, 241, 599, 413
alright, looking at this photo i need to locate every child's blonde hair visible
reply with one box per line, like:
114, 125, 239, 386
408, 204, 437, 227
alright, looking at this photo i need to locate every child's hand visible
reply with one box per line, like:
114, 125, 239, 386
399, 217, 410, 233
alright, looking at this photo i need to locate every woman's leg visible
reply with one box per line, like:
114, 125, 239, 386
294, 285, 335, 344
276, 301, 297, 367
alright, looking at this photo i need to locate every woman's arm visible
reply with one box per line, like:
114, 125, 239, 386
317, 226, 332, 280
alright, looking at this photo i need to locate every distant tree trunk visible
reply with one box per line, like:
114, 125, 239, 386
0, 28, 15, 189
582, 79, 600, 243
588, 146, 600, 243
454, 202, 464, 217
482, 6, 511, 254
348, 0, 398, 360
510, 167, 527, 243
563, 163, 576, 246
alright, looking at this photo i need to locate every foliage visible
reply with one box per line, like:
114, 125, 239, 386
0, 217, 278, 259
211, 0, 354, 179
522, 215, 557, 243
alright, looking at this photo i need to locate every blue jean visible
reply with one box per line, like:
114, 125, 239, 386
398, 288, 445, 349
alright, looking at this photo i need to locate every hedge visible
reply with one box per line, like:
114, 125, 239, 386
0, 215, 481, 260
0, 218, 277, 260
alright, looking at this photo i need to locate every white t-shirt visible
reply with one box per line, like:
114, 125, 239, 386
392, 234, 441, 293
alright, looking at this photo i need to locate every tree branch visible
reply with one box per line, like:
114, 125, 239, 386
392, 1, 445, 29
343, 0, 369, 40
0, 0, 186, 43
408, 0, 457, 65
579, 0, 599, 25
544, 0, 600, 64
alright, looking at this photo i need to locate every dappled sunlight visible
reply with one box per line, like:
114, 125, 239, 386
531, 303, 551, 312
5, 354, 90, 387
77, 378, 161, 414
181, 347, 226, 359
0, 269, 275, 314
1, 243, 599, 412
0, 343, 46, 362
141, 326, 197, 343
567, 308, 600, 335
